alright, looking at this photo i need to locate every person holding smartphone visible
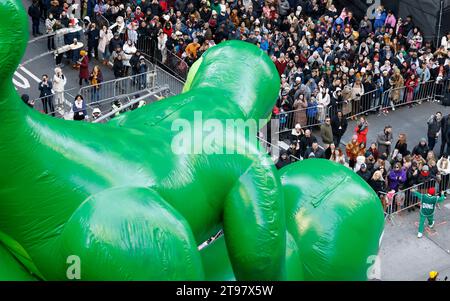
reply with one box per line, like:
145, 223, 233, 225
38, 74, 54, 116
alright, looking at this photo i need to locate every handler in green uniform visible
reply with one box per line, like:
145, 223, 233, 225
413, 187, 446, 238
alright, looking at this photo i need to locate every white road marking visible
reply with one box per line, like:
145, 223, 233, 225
13, 71, 30, 89
20, 66, 41, 83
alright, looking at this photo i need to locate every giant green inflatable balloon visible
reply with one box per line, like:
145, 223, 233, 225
279, 159, 385, 280
0, 0, 384, 280
0, 242, 37, 281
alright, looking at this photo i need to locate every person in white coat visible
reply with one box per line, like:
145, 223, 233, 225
437, 153, 450, 194
317, 87, 331, 122
122, 39, 137, 76
157, 30, 168, 63
98, 25, 113, 65
441, 32, 450, 51
127, 21, 138, 45
45, 13, 56, 51
52, 67, 67, 110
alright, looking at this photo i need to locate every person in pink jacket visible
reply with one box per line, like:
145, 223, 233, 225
385, 10, 397, 29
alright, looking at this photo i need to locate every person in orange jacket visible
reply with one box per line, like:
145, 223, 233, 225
346, 134, 361, 169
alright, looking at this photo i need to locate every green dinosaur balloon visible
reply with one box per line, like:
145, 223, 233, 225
279, 160, 385, 280
199, 160, 385, 281
0, 0, 384, 280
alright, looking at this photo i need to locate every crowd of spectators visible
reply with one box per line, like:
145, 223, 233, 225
84, 0, 450, 119
28, 0, 156, 117
30, 0, 450, 119
276, 111, 450, 214
28, 0, 450, 212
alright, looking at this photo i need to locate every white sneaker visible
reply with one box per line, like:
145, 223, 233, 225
392, 107, 396, 111
418, 232, 423, 238
429, 221, 435, 229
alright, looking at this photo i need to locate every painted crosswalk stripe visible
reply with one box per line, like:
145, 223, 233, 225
20, 66, 41, 83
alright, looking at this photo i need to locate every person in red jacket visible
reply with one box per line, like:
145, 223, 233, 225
78, 50, 90, 86
275, 53, 287, 77
134, 6, 145, 22
405, 73, 419, 107
354, 116, 369, 145
162, 20, 173, 37
159, 0, 168, 13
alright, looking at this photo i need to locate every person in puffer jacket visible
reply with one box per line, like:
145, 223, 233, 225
388, 162, 406, 192
278, 0, 290, 17
374, 6, 387, 31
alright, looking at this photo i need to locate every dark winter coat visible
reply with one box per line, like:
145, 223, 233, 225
87, 28, 100, 48
369, 179, 386, 194
28, 3, 41, 20
331, 115, 348, 138
357, 168, 372, 183
38, 80, 53, 97
412, 143, 429, 159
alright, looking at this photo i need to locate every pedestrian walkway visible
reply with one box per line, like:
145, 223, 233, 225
319, 101, 450, 153
18, 2, 116, 112
379, 199, 450, 280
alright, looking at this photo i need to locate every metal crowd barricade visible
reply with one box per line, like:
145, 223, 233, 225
35, 87, 78, 118
154, 65, 185, 96
164, 50, 189, 80
434, 78, 450, 103
136, 36, 155, 60
380, 80, 437, 111
137, 37, 189, 81
91, 85, 171, 123
79, 70, 157, 105
350, 89, 380, 118
278, 79, 440, 136
384, 179, 437, 217
325, 88, 381, 120
274, 105, 324, 134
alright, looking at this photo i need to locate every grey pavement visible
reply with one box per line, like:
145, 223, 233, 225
380, 201, 450, 281
332, 101, 450, 154
334, 101, 450, 281
17, 0, 115, 112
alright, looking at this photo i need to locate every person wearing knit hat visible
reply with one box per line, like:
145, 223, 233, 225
428, 271, 439, 281
78, 49, 90, 86
21, 94, 34, 108
295, 6, 302, 17
412, 186, 446, 238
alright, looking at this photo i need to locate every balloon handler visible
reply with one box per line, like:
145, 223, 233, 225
413, 187, 446, 238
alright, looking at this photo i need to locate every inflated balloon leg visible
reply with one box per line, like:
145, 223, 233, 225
52, 187, 204, 280
0, 243, 37, 281
223, 161, 286, 280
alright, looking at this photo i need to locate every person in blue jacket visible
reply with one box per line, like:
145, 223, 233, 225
374, 6, 387, 31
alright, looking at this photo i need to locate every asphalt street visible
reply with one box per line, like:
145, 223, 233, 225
339, 101, 450, 155
17, 0, 116, 116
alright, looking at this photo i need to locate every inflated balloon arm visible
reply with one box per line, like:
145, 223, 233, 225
223, 158, 286, 280
107, 41, 289, 280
